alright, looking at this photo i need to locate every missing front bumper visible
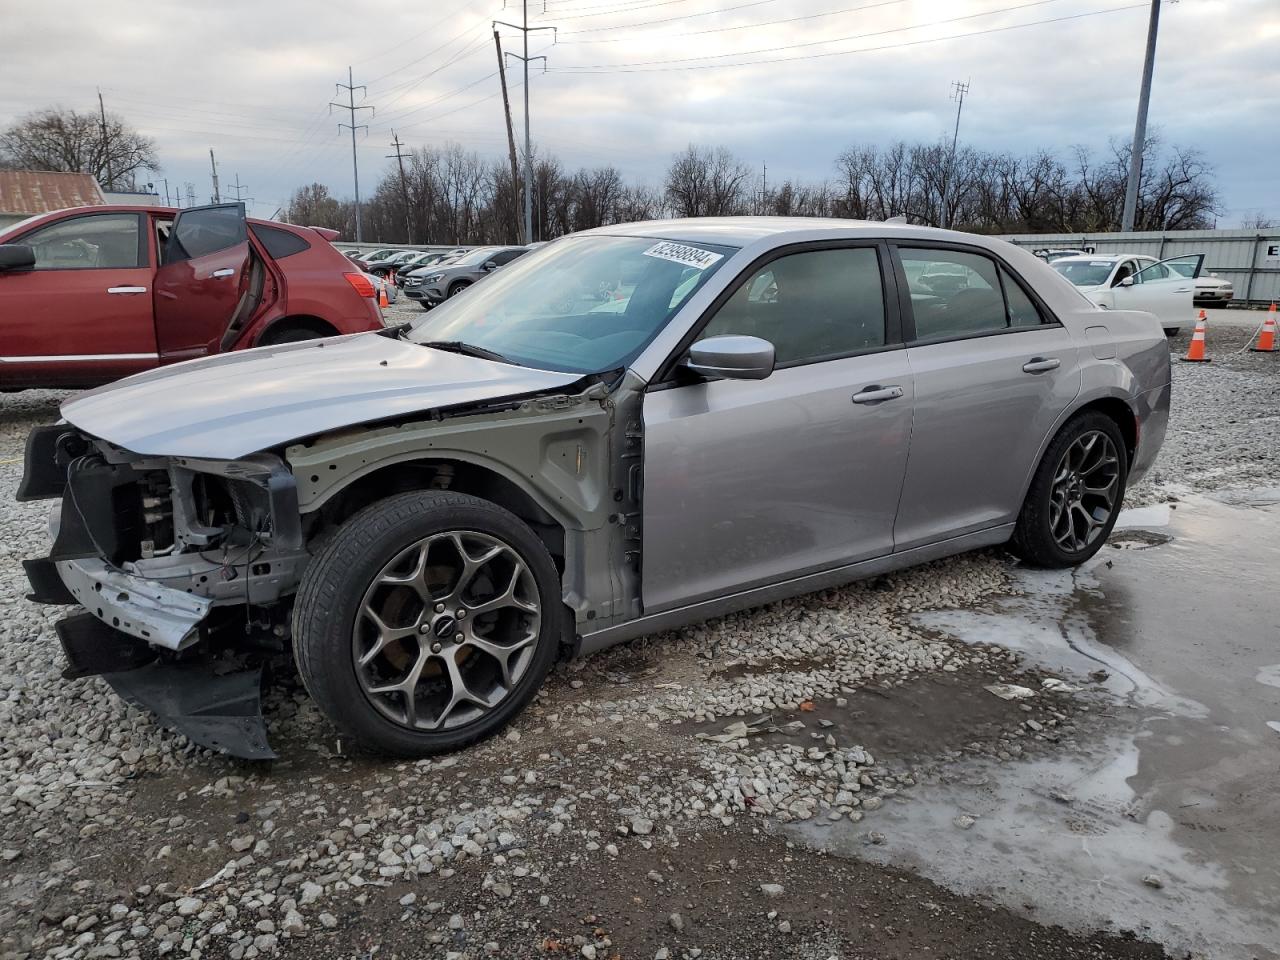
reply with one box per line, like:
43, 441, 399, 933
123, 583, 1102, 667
56, 611, 276, 760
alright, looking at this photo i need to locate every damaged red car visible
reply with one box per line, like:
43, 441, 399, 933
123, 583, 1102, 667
0, 203, 385, 390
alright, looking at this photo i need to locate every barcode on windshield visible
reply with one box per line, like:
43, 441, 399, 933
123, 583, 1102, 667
643, 241, 723, 270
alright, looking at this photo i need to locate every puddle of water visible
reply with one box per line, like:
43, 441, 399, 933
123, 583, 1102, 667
787, 492, 1280, 960
1114, 504, 1172, 528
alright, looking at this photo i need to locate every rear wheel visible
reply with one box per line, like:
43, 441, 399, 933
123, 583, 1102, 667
259, 325, 327, 346
1010, 412, 1128, 568
292, 491, 562, 757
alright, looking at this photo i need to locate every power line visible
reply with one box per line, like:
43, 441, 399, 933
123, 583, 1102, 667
558, 0, 905, 41
555, 0, 1070, 68
548, 2, 1149, 73
330, 67, 375, 241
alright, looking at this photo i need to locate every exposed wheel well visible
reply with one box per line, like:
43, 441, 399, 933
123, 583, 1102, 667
257, 315, 339, 345
1072, 397, 1137, 465
311, 458, 567, 570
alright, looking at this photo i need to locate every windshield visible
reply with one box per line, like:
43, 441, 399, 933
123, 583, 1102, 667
1052, 260, 1115, 287
407, 235, 736, 374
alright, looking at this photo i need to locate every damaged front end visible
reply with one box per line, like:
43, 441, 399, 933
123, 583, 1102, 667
19, 424, 309, 759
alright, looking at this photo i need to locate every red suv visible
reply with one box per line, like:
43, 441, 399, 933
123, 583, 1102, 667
0, 203, 385, 389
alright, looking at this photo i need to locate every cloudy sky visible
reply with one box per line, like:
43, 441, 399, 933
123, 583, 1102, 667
2, 0, 1275, 225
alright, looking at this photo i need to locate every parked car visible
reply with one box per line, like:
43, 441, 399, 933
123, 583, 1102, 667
364, 251, 418, 277
0, 203, 385, 390
1165, 260, 1233, 306
393, 252, 452, 286
1033, 249, 1091, 263
20, 218, 1170, 759
1050, 253, 1202, 335
402, 245, 529, 307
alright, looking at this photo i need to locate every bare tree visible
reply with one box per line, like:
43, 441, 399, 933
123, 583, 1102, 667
664, 145, 751, 218
0, 107, 159, 189
283, 183, 351, 233
571, 166, 624, 231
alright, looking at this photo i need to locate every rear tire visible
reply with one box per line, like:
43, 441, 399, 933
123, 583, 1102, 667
1010, 412, 1128, 568
292, 491, 562, 757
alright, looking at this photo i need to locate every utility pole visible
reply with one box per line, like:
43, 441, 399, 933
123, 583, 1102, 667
760, 162, 768, 215
494, 29, 522, 242
97, 90, 113, 190
1122, 0, 1161, 232
209, 149, 221, 203
228, 173, 252, 205
495, 4, 556, 244
946, 79, 970, 229
331, 67, 375, 241
387, 131, 415, 243
159, 178, 171, 206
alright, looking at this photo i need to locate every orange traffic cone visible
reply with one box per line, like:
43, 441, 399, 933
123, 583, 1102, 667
378, 282, 389, 308
1250, 303, 1277, 353
1181, 311, 1211, 363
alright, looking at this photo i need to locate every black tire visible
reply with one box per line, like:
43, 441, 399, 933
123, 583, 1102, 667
447, 280, 471, 298
292, 491, 562, 757
1009, 411, 1129, 568
260, 326, 323, 346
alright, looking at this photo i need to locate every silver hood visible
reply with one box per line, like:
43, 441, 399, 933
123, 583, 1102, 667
61, 332, 583, 460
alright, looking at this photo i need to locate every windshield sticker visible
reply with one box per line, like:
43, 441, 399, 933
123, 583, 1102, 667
1090, 261, 1111, 267
643, 241, 723, 270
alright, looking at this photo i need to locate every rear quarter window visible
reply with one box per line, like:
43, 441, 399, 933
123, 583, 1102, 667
252, 224, 311, 260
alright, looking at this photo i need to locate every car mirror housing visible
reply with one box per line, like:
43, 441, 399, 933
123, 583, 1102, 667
483, 261, 498, 272
0, 244, 36, 272
685, 335, 775, 381
1115, 276, 1134, 288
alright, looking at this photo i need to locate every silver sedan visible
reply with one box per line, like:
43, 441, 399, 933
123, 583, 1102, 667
22, 218, 1170, 758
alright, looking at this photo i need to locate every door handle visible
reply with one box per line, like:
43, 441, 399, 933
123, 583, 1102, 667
1022, 357, 1061, 373
106, 286, 148, 294
211, 268, 236, 278
852, 385, 904, 404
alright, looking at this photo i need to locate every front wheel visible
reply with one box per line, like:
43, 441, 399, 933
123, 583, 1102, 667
447, 280, 471, 298
292, 491, 563, 757
1009, 412, 1128, 568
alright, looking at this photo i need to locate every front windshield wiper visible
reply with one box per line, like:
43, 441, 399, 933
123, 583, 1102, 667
419, 340, 515, 365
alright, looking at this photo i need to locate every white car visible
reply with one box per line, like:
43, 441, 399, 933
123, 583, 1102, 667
1165, 260, 1233, 306
1051, 254, 1203, 336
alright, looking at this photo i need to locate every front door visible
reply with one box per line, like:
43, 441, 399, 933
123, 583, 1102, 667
891, 244, 1081, 551
154, 203, 250, 364
1110, 254, 1202, 330
0, 211, 156, 388
642, 243, 914, 613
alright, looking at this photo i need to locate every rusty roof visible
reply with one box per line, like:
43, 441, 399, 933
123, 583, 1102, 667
0, 170, 106, 216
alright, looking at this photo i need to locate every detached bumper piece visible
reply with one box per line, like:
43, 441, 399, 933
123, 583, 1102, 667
55, 612, 277, 761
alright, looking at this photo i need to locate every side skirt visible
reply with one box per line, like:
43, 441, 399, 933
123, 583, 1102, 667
576, 524, 1015, 657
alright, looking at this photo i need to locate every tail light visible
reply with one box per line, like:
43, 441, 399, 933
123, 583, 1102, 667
344, 273, 377, 298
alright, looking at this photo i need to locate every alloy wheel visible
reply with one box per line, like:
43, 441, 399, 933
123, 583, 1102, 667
353, 531, 541, 731
1048, 430, 1121, 553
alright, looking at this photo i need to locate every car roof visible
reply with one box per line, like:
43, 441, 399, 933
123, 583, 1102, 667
574, 216, 1033, 251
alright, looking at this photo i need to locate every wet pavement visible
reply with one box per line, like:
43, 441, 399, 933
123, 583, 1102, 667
789, 490, 1280, 959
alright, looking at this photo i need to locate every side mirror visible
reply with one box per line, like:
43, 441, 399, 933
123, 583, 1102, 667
483, 260, 498, 272
0, 244, 36, 272
685, 335, 775, 381
1115, 275, 1134, 288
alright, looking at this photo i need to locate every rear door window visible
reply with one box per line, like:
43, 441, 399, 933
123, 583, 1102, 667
1000, 266, 1046, 327
164, 204, 247, 264
899, 249, 1007, 340
19, 213, 144, 270
251, 224, 310, 260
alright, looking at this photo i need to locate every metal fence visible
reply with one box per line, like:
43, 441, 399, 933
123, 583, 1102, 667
1000, 229, 1280, 306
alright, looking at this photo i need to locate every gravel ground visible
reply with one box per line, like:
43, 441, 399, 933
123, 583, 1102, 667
1, 320, 1276, 960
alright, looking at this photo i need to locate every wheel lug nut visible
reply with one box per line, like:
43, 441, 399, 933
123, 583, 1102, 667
418, 623, 430, 634
455, 632, 465, 642
456, 609, 466, 619
430, 642, 442, 653
434, 603, 445, 613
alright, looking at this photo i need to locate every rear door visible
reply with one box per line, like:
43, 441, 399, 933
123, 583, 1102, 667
153, 203, 251, 364
1110, 254, 1201, 330
891, 244, 1081, 551
0, 210, 157, 388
